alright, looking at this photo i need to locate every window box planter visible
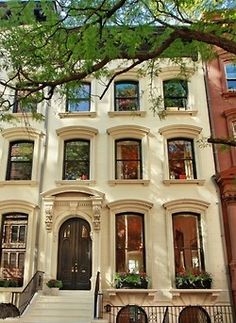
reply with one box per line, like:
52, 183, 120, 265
175, 270, 212, 289
114, 272, 149, 289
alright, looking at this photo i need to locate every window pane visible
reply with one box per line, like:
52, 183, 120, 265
116, 140, 142, 179
19, 226, 26, 243
64, 140, 90, 180
7, 141, 34, 180
115, 81, 139, 111
173, 214, 204, 274
67, 83, 91, 112
168, 139, 195, 179
226, 64, 236, 90
11, 226, 18, 242
163, 79, 188, 108
116, 213, 145, 273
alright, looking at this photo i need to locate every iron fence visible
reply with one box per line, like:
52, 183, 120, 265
104, 304, 233, 323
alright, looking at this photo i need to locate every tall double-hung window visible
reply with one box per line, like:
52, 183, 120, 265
114, 81, 139, 111
63, 139, 90, 180
116, 213, 145, 273
67, 83, 91, 112
167, 138, 196, 180
172, 213, 205, 274
115, 139, 142, 180
163, 79, 188, 109
0, 213, 28, 286
6, 141, 34, 180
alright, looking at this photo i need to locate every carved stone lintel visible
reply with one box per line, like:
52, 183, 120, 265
45, 202, 54, 232
92, 200, 102, 230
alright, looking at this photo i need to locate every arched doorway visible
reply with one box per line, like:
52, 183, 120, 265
179, 306, 211, 323
116, 305, 147, 323
57, 217, 92, 290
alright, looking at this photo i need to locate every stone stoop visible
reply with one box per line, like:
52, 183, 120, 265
11, 290, 95, 323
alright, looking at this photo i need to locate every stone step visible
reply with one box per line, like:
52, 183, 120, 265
19, 290, 94, 323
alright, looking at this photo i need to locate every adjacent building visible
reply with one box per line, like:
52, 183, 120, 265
205, 49, 236, 312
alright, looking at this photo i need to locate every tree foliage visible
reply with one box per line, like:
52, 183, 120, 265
0, 0, 235, 126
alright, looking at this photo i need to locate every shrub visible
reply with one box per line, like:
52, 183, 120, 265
46, 279, 63, 289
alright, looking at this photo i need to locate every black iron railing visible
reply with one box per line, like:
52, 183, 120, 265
104, 304, 233, 323
94, 271, 103, 319
11, 271, 44, 315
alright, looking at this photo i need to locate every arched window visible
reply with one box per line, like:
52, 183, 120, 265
117, 305, 147, 323
116, 213, 145, 273
115, 139, 142, 180
63, 139, 90, 180
6, 141, 34, 180
173, 213, 205, 274
179, 306, 211, 323
167, 138, 196, 180
0, 213, 28, 287
114, 81, 139, 111
163, 79, 188, 109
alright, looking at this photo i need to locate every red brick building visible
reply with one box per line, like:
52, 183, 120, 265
206, 50, 236, 310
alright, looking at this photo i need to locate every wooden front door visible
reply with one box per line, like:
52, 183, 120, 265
57, 218, 92, 290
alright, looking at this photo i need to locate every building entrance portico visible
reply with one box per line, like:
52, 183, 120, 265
41, 185, 104, 290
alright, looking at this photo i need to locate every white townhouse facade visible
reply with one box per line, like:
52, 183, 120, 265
0, 59, 233, 322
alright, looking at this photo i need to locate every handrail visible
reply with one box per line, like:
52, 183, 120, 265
11, 271, 44, 315
94, 271, 103, 319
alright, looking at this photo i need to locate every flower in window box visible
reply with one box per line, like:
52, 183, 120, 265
114, 272, 149, 289
175, 270, 212, 289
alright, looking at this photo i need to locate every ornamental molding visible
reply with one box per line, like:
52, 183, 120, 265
44, 199, 55, 232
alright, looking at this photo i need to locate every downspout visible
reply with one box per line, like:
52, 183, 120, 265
203, 61, 235, 318
35, 99, 50, 271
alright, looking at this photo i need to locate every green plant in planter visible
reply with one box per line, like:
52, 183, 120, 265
175, 270, 212, 289
114, 272, 149, 289
46, 279, 63, 289
0, 279, 18, 287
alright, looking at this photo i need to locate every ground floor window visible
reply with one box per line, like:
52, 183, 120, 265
179, 306, 211, 323
0, 213, 28, 286
116, 305, 147, 323
172, 213, 205, 274
116, 213, 145, 273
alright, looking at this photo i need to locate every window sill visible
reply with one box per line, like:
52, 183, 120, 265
106, 288, 157, 303
222, 91, 236, 98
165, 109, 197, 116
108, 179, 150, 186
55, 180, 96, 186
58, 112, 97, 118
108, 111, 146, 117
163, 179, 205, 185
0, 180, 38, 186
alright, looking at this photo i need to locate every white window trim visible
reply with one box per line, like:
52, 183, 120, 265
159, 124, 204, 184
56, 126, 98, 183
163, 198, 210, 288
108, 71, 146, 114
0, 127, 44, 183
107, 199, 153, 286
107, 125, 150, 183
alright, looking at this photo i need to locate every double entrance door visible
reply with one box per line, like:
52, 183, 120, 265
57, 218, 92, 290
